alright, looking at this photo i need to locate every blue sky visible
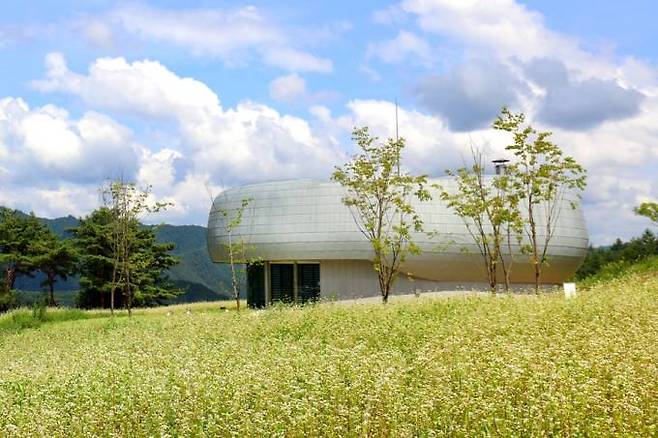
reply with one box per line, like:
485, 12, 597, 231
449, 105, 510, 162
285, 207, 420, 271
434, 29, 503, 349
1, 1, 657, 245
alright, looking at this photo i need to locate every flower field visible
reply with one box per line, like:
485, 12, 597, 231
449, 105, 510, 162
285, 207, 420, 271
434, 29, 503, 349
1, 270, 657, 436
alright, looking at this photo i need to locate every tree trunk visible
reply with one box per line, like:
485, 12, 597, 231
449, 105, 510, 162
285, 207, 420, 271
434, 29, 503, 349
534, 268, 541, 294
228, 236, 240, 311
5, 266, 16, 294
528, 202, 541, 294
47, 272, 57, 307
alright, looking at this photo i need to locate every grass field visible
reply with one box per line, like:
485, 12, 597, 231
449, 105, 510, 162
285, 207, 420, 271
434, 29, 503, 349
1, 267, 657, 436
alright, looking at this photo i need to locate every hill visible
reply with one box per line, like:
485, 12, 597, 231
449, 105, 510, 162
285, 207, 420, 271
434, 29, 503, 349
8, 212, 232, 303
1, 266, 657, 435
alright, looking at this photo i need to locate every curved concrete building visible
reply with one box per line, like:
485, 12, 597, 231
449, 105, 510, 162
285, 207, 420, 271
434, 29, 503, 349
208, 179, 588, 306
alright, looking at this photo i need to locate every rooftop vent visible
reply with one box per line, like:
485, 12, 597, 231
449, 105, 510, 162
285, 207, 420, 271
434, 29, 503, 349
492, 159, 510, 175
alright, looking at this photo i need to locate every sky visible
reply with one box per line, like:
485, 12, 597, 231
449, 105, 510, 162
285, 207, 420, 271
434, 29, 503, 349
0, 0, 657, 245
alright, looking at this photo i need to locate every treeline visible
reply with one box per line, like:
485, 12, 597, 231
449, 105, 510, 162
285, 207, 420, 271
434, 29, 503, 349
0, 181, 181, 313
575, 229, 658, 279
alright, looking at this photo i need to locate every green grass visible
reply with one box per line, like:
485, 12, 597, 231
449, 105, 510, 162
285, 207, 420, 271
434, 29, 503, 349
0, 272, 657, 436
14, 290, 79, 307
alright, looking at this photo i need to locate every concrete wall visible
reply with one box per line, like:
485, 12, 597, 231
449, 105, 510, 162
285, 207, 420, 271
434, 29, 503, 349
320, 260, 486, 300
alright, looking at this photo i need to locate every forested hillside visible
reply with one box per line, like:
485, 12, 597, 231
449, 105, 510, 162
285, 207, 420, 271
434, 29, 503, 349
10, 212, 232, 303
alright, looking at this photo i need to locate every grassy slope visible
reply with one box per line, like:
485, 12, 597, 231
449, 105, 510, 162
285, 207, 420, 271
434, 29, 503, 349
0, 271, 657, 436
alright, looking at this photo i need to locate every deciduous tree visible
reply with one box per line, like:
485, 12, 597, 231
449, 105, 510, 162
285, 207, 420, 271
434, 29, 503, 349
101, 179, 171, 316
439, 148, 522, 293
635, 202, 658, 224
214, 197, 260, 311
332, 127, 431, 303
493, 108, 587, 292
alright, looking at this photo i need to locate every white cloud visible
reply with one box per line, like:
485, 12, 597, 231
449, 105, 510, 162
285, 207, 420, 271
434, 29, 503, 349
335, 99, 511, 174
395, 0, 658, 85
0, 97, 145, 218
269, 74, 307, 103
33, 53, 221, 120
0, 97, 138, 182
137, 148, 182, 194
29, 54, 345, 221
362, 0, 658, 244
367, 30, 434, 65
106, 3, 332, 73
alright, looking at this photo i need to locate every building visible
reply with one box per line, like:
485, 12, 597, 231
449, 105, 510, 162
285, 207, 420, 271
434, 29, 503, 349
207, 179, 589, 306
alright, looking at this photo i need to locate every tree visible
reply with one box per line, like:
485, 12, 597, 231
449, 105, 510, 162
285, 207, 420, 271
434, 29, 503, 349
127, 227, 181, 307
101, 179, 171, 316
34, 231, 79, 307
635, 202, 658, 224
71, 208, 116, 309
439, 148, 522, 293
214, 197, 260, 311
0, 208, 46, 311
72, 207, 180, 311
575, 229, 658, 280
493, 108, 587, 292
332, 127, 431, 303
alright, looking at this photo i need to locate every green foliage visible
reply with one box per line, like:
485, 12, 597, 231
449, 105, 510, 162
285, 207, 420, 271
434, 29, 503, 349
332, 127, 431, 302
101, 179, 173, 315
215, 197, 261, 311
576, 229, 658, 280
493, 108, 587, 291
0, 271, 657, 435
33, 231, 78, 306
72, 208, 181, 309
71, 208, 115, 308
0, 208, 49, 311
578, 256, 658, 289
635, 201, 658, 224
438, 148, 522, 292
7, 213, 232, 302
0, 306, 97, 335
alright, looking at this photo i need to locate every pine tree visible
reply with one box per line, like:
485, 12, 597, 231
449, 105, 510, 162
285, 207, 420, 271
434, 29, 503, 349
0, 208, 47, 311
34, 231, 79, 307
72, 207, 180, 309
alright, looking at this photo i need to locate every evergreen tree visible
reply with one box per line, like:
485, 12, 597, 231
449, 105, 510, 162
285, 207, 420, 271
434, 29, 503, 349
34, 231, 79, 307
0, 208, 47, 311
72, 207, 180, 309
71, 208, 116, 308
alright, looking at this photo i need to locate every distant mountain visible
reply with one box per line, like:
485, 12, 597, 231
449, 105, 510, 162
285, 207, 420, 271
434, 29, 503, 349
9, 212, 233, 304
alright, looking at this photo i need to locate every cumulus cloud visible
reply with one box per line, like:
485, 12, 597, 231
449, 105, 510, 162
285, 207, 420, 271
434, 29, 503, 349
32, 53, 221, 120
525, 58, 645, 130
106, 3, 332, 73
0, 97, 139, 183
30, 53, 344, 216
397, 0, 612, 76
415, 61, 526, 131
328, 99, 511, 175
0, 96, 144, 219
